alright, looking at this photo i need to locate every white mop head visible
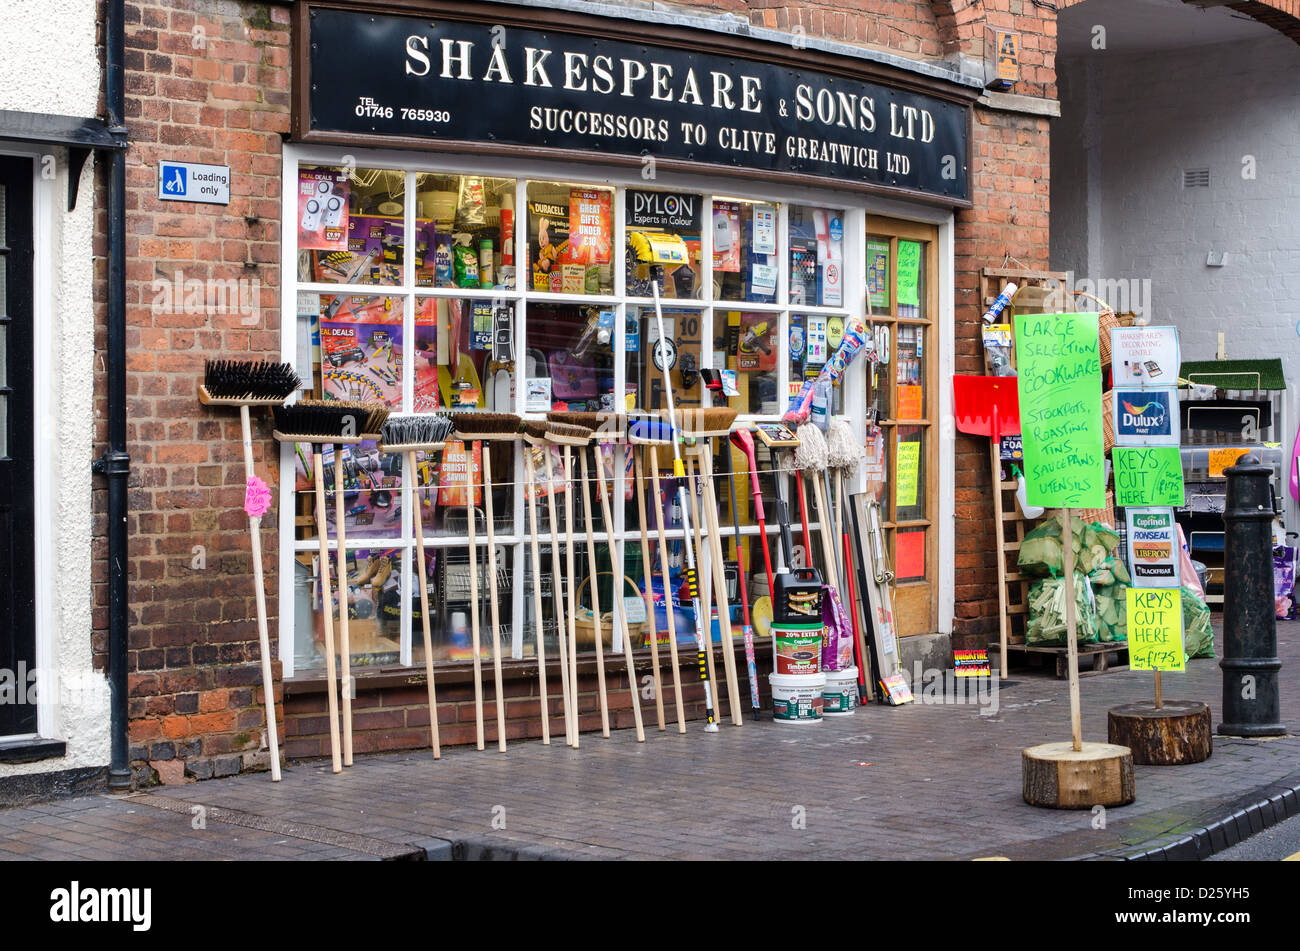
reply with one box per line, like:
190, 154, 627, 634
826, 418, 863, 476
792, 421, 828, 473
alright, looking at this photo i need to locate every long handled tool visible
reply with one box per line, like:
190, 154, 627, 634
521, 423, 555, 745
631, 437, 667, 732
273, 399, 389, 773
451, 413, 520, 752
546, 420, 596, 742
593, 433, 645, 742
379, 413, 454, 758
828, 417, 870, 700
721, 429, 761, 720
651, 285, 718, 732
682, 448, 728, 722
332, 446, 355, 766
531, 423, 576, 747
629, 418, 687, 733
200, 360, 301, 781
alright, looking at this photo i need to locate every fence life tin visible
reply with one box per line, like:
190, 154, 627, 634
823, 666, 859, 716
772, 621, 823, 675
770, 673, 825, 724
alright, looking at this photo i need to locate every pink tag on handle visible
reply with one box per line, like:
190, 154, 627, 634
245, 475, 272, 518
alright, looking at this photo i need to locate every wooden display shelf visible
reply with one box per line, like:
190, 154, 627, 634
991, 640, 1129, 679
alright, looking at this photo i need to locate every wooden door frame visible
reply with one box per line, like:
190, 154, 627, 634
867, 214, 940, 637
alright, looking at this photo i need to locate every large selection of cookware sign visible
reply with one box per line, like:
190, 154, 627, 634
306, 8, 970, 202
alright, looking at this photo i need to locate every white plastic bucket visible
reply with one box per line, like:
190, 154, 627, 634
823, 666, 859, 716
770, 673, 825, 724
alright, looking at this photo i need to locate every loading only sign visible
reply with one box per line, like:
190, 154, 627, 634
157, 161, 231, 205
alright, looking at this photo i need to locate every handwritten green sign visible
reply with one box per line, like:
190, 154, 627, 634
897, 240, 920, 307
895, 439, 920, 508
1014, 312, 1106, 509
1113, 446, 1185, 507
1127, 587, 1185, 671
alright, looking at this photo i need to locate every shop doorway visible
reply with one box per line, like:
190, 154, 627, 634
0, 154, 36, 737
866, 216, 939, 637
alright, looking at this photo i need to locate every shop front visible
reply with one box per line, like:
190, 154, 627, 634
272, 1, 977, 751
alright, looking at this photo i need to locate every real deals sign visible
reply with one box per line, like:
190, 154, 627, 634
1014, 312, 1106, 510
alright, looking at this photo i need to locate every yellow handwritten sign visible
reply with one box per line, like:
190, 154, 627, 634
1209, 447, 1249, 478
895, 440, 920, 508
1127, 588, 1185, 672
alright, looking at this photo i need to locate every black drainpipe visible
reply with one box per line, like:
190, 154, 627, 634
95, 0, 131, 792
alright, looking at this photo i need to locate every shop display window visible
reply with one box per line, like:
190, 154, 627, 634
713, 198, 779, 304
413, 173, 517, 291
625, 188, 703, 299
714, 310, 780, 416
297, 166, 405, 286
787, 205, 846, 308
526, 181, 615, 295
283, 156, 919, 676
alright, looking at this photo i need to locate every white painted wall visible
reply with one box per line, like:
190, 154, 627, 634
0, 0, 107, 776
1052, 33, 1300, 513
0, 0, 100, 116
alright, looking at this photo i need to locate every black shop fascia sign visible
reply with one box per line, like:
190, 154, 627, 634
296, 4, 974, 205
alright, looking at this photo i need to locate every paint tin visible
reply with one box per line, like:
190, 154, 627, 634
770, 673, 825, 724
772, 621, 823, 675
822, 666, 859, 716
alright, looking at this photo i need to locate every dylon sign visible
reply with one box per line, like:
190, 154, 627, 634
304, 8, 971, 202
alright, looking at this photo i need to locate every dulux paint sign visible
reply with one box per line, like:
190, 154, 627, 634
1112, 386, 1179, 446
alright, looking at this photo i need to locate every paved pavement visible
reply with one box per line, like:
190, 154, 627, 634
1, 621, 1296, 861
1206, 811, 1300, 861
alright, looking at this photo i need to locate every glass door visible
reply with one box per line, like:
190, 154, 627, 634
865, 217, 938, 637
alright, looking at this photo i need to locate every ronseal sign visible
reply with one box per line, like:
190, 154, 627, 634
302, 8, 971, 203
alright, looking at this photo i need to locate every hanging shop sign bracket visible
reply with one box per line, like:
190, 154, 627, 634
294, 4, 975, 206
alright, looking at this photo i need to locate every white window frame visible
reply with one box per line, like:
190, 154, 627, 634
278, 141, 955, 677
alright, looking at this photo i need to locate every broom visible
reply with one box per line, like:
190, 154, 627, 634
451, 412, 520, 752
548, 412, 611, 738
200, 359, 300, 781
545, 419, 594, 745
590, 424, 645, 743
272, 399, 387, 773
629, 417, 687, 733
650, 284, 719, 732
827, 417, 870, 701
681, 405, 744, 727
378, 413, 455, 758
521, 421, 559, 745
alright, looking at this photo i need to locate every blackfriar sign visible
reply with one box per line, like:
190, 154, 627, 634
302, 8, 972, 203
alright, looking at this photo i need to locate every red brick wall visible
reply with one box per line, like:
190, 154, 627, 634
96, 0, 293, 784
95, 0, 1057, 782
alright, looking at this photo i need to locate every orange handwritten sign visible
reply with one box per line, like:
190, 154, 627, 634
1209, 447, 1248, 478
898, 384, 923, 420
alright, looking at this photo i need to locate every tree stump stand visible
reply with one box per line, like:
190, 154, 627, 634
1107, 700, 1212, 765
1022, 741, 1135, 809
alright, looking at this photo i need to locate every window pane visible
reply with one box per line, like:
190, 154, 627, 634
526, 181, 614, 295
789, 314, 846, 417
897, 239, 925, 319
788, 205, 845, 307
293, 547, 405, 672
895, 425, 926, 521
290, 442, 403, 544
414, 173, 516, 290
319, 295, 402, 407
895, 324, 925, 421
416, 297, 514, 412
895, 527, 926, 583
626, 188, 703, 299
529, 302, 616, 413
628, 306, 704, 414
714, 198, 778, 304
409, 540, 514, 664
714, 310, 779, 416
866, 236, 890, 314
297, 165, 404, 286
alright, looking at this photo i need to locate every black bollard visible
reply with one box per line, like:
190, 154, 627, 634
1218, 454, 1285, 736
